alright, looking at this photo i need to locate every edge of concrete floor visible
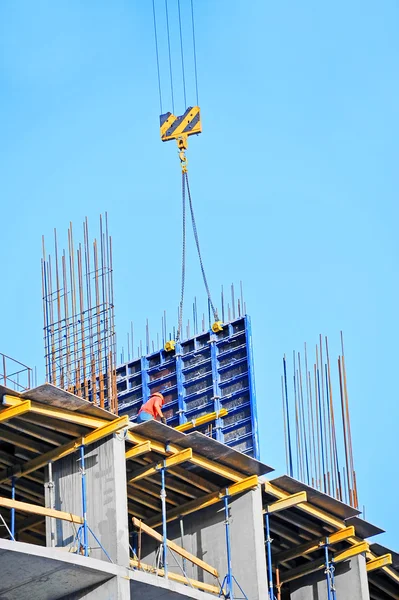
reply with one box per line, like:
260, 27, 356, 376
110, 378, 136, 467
0, 539, 215, 600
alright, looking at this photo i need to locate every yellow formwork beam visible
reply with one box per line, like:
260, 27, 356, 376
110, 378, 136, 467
189, 454, 243, 483
175, 409, 228, 433
367, 554, 392, 572
264, 481, 346, 530
265, 492, 308, 515
126, 441, 152, 460
275, 526, 355, 564
132, 517, 218, 578
127, 430, 172, 455
146, 475, 259, 528
280, 541, 369, 584
84, 416, 129, 445
0, 496, 83, 524
130, 559, 221, 595
0, 400, 31, 423
333, 541, 369, 563
129, 449, 193, 483
382, 565, 399, 585
127, 429, 245, 482
4, 394, 107, 429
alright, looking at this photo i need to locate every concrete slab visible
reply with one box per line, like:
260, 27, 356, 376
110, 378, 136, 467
0, 538, 126, 600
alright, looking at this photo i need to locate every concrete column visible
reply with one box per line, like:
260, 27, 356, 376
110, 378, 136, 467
140, 486, 268, 600
45, 434, 129, 567
289, 554, 370, 600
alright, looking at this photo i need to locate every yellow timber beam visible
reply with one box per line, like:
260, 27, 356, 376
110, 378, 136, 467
0, 416, 129, 485
265, 492, 308, 515
127, 430, 170, 455
129, 449, 193, 483
83, 416, 129, 445
127, 429, 245, 482
132, 517, 218, 578
367, 554, 392, 572
126, 441, 152, 460
275, 526, 355, 564
189, 454, 243, 483
130, 560, 221, 595
265, 481, 346, 530
0, 496, 83, 524
169, 466, 219, 493
333, 541, 369, 563
146, 475, 259, 528
280, 541, 369, 585
0, 400, 31, 423
175, 409, 228, 433
382, 565, 399, 585
3, 394, 108, 429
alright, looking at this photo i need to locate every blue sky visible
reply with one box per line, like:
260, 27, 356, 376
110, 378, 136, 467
0, 1, 398, 546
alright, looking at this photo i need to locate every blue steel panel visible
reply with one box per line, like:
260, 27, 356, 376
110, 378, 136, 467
116, 316, 260, 459
175, 342, 187, 425
210, 332, 223, 442
244, 315, 260, 459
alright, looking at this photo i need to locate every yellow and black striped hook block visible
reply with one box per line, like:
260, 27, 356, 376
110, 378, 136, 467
160, 106, 202, 142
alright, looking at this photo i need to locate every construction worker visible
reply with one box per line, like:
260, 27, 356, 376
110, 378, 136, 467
136, 391, 167, 424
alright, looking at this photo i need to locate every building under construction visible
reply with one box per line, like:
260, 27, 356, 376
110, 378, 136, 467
0, 213, 396, 600
0, 4, 397, 600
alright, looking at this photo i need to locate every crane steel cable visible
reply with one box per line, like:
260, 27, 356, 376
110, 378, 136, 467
152, 0, 163, 114
185, 171, 218, 322
177, 172, 218, 341
177, 0, 187, 108
177, 171, 187, 342
165, 0, 175, 114
190, 0, 199, 105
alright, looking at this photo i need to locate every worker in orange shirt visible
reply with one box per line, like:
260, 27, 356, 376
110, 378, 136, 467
136, 392, 167, 424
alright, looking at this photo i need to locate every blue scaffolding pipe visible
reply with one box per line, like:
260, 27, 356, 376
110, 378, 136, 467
74, 446, 113, 562
324, 542, 337, 600
11, 476, 15, 540
161, 465, 168, 578
224, 494, 234, 596
219, 492, 248, 600
80, 445, 89, 557
264, 512, 274, 600
180, 517, 187, 572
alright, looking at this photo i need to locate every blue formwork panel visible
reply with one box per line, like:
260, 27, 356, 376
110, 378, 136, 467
116, 315, 260, 459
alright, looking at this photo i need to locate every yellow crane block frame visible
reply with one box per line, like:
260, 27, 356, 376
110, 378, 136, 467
160, 106, 201, 142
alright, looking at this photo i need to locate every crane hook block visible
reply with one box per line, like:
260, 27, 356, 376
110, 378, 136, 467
160, 106, 202, 142
212, 321, 224, 333
164, 340, 176, 352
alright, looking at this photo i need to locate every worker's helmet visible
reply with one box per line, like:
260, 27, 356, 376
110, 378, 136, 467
150, 391, 165, 404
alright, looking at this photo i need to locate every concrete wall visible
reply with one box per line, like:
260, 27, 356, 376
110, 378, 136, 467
139, 486, 268, 600
289, 555, 370, 600
45, 433, 129, 566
